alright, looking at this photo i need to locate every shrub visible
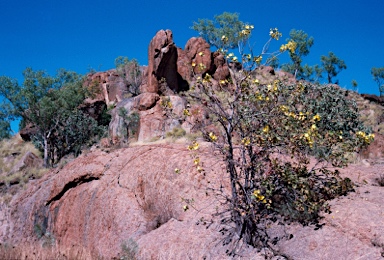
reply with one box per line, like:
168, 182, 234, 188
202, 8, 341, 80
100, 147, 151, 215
166, 127, 186, 140
187, 23, 371, 255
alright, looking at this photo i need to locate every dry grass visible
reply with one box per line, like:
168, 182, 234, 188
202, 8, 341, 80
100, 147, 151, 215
0, 243, 95, 260
0, 134, 48, 204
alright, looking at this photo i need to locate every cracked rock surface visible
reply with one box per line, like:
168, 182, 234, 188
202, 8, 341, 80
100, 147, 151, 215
2, 143, 384, 259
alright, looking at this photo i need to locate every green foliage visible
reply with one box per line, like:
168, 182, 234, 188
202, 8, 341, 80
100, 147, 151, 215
191, 12, 246, 50
0, 68, 105, 167
320, 52, 347, 84
118, 107, 140, 139
351, 80, 358, 92
371, 67, 384, 96
301, 64, 323, 82
0, 118, 11, 140
281, 29, 314, 78
187, 30, 370, 254
115, 56, 143, 96
166, 127, 186, 140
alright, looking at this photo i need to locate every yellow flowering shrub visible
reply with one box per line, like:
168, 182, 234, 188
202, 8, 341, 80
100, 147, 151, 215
187, 21, 372, 254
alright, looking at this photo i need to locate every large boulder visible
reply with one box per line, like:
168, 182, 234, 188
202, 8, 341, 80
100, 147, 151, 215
84, 70, 128, 106
137, 95, 186, 142
184, 37, 212, 76
212, 51, 230, 81
108, 93, 186, 143
9, 152, 42, 175
146, 30, 179, 93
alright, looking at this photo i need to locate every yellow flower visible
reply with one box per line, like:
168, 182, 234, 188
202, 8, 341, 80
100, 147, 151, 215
244, 24, 254, 30
209, 132, 218, 142
197, 166, 204, 172
187, 141, 199, 151
312, 114, 321, 121
221, 35, 228, 43
254, 55, 262, 64
253, 190, 266, 202
298, 112, 306, 121
183, 109, 191, 116
280, 40, 297, 53
183, 205, 189, 211
232, 56, 238, 62
263, 125, 270, 134
241, 137, 251, 146
269, 28, 282, 40
253, 79, 260, 84
191, 62, 196, 67
286, 40, 297, 53
311, 124, 317, 131
193, 157, 200, 165
198, 51, 204, 56
174, 168, 180, 174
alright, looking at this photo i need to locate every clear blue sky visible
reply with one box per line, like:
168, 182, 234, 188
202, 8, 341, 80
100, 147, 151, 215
1, 1, 383, 97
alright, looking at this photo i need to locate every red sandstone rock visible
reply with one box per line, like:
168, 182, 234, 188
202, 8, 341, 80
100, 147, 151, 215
184, 37, 212, 76
146, 30, 179, 93
4, 144, 384, 259
212, 51, 230, 81
84, 70, 128, 105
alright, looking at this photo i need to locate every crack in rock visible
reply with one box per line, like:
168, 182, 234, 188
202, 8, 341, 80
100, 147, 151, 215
45, 175, 100, 206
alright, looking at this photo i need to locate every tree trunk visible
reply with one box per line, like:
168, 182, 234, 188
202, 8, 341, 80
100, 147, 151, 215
43, 136, 49, 168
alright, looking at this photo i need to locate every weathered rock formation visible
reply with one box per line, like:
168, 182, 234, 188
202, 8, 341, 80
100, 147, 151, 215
84, 70, 128, 106
146, 29, 179, 93
2, 144, 384, 259
108, 93, 186, 143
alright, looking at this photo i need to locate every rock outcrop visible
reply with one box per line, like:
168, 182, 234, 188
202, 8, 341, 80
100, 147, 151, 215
3, 144, 384, 259
146, 30, 179, 93
108, 93, 186, 143
84, 70, 128, 106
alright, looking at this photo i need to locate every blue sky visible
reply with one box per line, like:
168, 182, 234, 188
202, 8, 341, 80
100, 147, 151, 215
1, 0, 383, 132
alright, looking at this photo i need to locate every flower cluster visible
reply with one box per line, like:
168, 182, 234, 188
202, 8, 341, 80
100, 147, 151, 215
253, 190, 267, 203
221, 35, 228, 44
253, 55, 262, 65
269, 28, 282, 40
160, 98, 172, 109
187, 141, 199, 151
183, 109, 191, 116
208, 132, 217, 142
280, 40, 297, 53
239, 24, 254, 37
356, 131, 375, 144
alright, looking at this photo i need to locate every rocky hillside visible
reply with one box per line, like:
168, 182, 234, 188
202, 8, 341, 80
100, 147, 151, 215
0, 142, 383, 259
1, 29, 383, 259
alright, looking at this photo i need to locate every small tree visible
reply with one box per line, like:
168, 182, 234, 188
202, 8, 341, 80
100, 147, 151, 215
351, 79, 358, 92
191, 12, 245, 50
301, 64, 323, 82
320, 52, 347, 84
187, 25, 372, 255
281, 29, 314, 79
115, 56, 143, 97
0, 68, 104, 167
371, 67, 384, 96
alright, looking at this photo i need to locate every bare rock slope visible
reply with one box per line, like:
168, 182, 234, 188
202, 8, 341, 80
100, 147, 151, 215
1, 141, 383, 259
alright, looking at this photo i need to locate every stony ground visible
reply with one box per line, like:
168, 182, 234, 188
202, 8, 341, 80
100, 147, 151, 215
0, 140, 383, 259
